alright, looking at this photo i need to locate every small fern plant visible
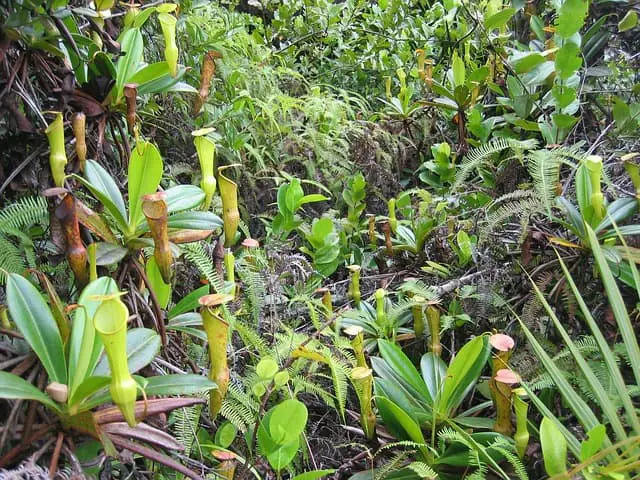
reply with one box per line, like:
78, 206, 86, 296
0, 196, 48, 283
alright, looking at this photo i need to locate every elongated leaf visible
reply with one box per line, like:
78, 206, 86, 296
527, 265, 626, 440
168, 286, 208, 318
143, 374, 216, 396
164, 185, 205, 213
378, 340, 432, 402
541, 417, 568, 476
79, 161, 128, 232
94, 328, 160, 376
485, 8, 516, 30
587, 226, 640, 387
68, 375, 110, 407
68, 277, 119, 398
594, 198, 637, 233
128, 61, 170, 85
114, 27, 143, 101
0, 371, 61, 413
376, 396, 430, 460
420, 352, 446, 404
521, 384, 581, 455
136, 211, 223, 235
128, 141, 163, 233
6, 274, 67, 383
94, 243, 129, 266
438, 336, 489, 415
557, 252, 640, 436
517, 317, 601, 434
290, 470, 336, 480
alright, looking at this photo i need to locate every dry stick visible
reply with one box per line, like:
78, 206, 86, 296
0, 366, 38, 452
22, 369, 46, 451
48, 432, 64, 479
131, 258, 167, 346
0, 425, 52, 468
108, 435, 202, 480
0, 328, 23, 339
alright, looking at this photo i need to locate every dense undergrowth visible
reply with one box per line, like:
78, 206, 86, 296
0, 0, 640, 478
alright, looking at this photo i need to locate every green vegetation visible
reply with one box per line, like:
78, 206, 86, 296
0, 0, 639, 478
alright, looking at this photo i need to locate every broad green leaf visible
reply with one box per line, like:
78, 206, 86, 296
114, 27, 143, 101
132, 7, 156, 28
164, 185, 205, 213
68, 375, 110, 407
215, 421, 238, 448
594, 198, 637, 233
168, 285, 208, 318
555, 42, 582, 80
485, 8, 516, 30
555, 0, 590, 37
290, 470, 336, 480
618, 10, 637, 32
129, 61, 170, 85
128, 140, 163, 233
541, 417, 568, 476
420, 353, 447, 404
438, 336, 489, 415
6, 274, 67, 384
94, 328, 160, 376
451, 51, 465, 88
298, 194, 328, 207
256, 358, 279, 379
580, 424, 606, 461
378, 340, 432, 402
136, 66, 192, 95
269, 399, 307, 444
79, 161, 128, 232
143, 374, 216, 396
94, 243, 129, 266
0, 371, 61, 413
376, 396, 430, 460
79, 374, 216, 411
68, 277, 119, 397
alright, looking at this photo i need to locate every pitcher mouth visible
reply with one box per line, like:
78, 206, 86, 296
94, 297, 128, 336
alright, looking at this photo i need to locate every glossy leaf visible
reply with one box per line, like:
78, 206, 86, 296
114, 27, 144, 101
437, 336, 489, 415
128, 141, 163, 233
541, 417, 568, 476
6, 274, 67, 384
376, 396, 430, 460
79, 161, 128, 232
164, 185, 205, 213
0, 371, 61, 413
94, 328, 161, 376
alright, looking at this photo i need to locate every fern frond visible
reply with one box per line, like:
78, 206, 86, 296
454, 138, 538, 190
527, 149, 562, 217
398, 280, 440, 302
405, 462, 438, 479
0, 196, 48, 232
